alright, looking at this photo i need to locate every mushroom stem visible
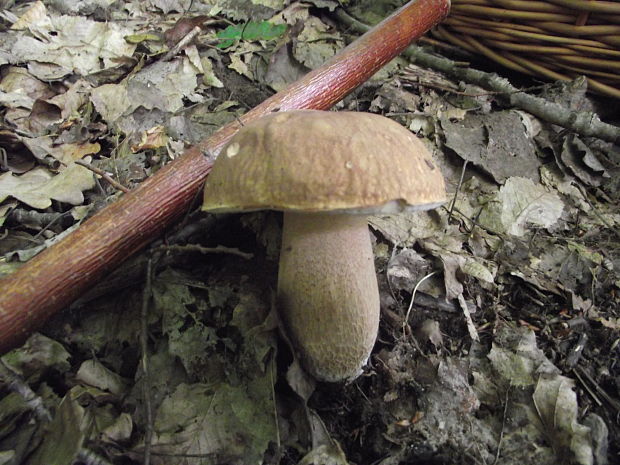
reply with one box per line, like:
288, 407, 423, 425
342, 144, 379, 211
277, 212, 380, 382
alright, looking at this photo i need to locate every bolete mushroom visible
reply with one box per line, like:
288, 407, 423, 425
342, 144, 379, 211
202, 110, 446, 382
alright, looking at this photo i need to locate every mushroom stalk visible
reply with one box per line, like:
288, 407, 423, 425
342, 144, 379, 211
277, 212, 380, 382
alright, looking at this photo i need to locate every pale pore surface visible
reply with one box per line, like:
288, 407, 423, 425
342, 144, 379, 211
277, 212, 380, 382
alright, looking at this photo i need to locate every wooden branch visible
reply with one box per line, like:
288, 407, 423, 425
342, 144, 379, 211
0, 0, 450, 354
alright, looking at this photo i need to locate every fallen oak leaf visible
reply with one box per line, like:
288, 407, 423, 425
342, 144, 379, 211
0, 162, 95, 209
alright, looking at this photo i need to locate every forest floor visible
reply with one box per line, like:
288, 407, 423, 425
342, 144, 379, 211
0, 1, 618, 464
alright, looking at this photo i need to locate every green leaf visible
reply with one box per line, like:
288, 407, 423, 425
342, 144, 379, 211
216, 21, 287, 48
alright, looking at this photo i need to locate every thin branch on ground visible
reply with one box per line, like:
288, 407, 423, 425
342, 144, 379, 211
448, 159, 468, 223
403, 271, 437, 337
74, 159, 131, 193
0, 360, 114, 465
161, 26, 202, 61
0, 359, 51, 422
140, 256, 154, 465
157, 243, 254, 260
458, 293, 480, 342
492, 386, 511, 465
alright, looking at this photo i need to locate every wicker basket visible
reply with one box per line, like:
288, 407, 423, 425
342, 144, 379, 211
431, 0, 620, 98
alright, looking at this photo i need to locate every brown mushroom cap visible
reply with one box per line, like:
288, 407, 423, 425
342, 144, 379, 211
202, 110, 446, 213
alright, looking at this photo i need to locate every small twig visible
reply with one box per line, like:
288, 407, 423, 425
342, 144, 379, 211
572, 367, 603, 408
32, 211, 74, 241
408, 81, 467, 95
0, 147, 8, 170
157, 243, 254, 260
403, 271, 437, 337
9, 209, 66, 229
402, 66, 553, 97
140, 256, 154, 465
573, 366, 620, 414
492, 386, 511, 465
269, 355, 281, 459
413, 290, 470, 313
458, 293, 480, 342
465, 207, 485, 243
565, 331, 588, 369
0, 359, 52, 422
451, 205, 503, 237
448, 159, 468, 223
149, 452, 219, 459
385, 244, 402, 305
162, 25, 202, 61
73, 218, 229, 307
0, 360, 114, 465
572, 182, 620, 240
74, 160, 130, 194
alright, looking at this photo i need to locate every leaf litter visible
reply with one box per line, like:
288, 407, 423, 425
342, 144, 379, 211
0, 0, 619, 464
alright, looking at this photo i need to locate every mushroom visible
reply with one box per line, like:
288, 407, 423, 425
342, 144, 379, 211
202, 110, 446, 382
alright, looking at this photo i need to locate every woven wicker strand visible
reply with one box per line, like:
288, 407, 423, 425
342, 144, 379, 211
432, 0, 620, 98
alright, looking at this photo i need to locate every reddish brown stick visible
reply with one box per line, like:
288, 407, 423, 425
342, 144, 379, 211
0, 0, 450, 354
